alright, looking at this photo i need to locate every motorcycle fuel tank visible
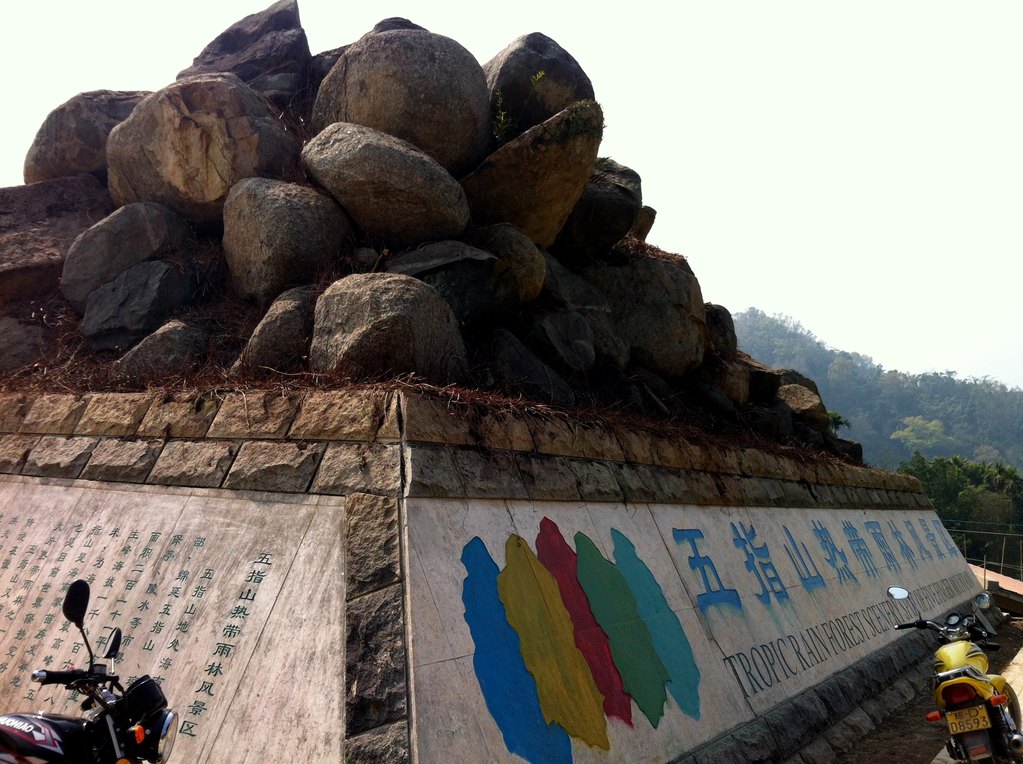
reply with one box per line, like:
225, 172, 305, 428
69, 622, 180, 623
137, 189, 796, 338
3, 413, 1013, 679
0, 713, 86, 762
934, 640, 990, 675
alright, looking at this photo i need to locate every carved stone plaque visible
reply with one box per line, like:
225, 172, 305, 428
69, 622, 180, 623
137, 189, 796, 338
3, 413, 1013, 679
0, 476, 345, 762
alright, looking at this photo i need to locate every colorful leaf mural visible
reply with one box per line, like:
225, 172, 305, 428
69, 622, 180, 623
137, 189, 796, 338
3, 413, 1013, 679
460, 520, 703, 761
535, 518, 633, 726
460, 537, 572, 764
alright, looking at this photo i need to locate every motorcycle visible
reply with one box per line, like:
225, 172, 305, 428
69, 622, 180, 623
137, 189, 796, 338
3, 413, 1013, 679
889, 584, 1022, 763
0, 579, 177, 763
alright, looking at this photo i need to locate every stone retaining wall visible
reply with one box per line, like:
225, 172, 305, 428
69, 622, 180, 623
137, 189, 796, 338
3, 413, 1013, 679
0, 389, 961, 763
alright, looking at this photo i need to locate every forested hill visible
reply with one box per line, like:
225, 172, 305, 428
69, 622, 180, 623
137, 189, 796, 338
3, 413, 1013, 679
733, 308, 1023, 470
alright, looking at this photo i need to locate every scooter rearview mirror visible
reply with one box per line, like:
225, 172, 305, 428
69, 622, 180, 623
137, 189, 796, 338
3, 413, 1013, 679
62, 580, 90, 629
975, 592, 993, 611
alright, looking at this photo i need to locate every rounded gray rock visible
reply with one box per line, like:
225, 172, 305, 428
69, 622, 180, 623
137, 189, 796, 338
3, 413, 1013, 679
223, 178, 350, 306
582, 253, 708, 378
113, 319, 209, 383
302, 122, 469, 247
231, 285, 316, 373
24, 90, 149, 184
312, 29, 489, 176
310, 272, 467, 384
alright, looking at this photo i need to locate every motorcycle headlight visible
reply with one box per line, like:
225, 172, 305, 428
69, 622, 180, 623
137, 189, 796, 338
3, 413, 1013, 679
130, 708, 177, 763
155, 710, 177, 763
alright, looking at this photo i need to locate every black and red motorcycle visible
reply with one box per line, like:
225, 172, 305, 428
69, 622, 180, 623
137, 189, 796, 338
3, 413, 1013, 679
0, 579, 176, 763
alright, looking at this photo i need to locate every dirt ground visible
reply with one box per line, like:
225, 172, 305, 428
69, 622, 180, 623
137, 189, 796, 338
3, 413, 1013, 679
838, 619, 1023, 764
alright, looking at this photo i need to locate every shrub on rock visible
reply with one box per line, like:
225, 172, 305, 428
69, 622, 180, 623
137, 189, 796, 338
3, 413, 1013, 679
106, 74, 302, 222
223, 178, 350, 306
302, 123, 470, 247
312, 28, 489, 176
310, 273, 468, 384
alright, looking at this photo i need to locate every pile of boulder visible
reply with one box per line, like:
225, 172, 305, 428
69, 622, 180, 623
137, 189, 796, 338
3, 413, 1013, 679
0, 0, 860, 460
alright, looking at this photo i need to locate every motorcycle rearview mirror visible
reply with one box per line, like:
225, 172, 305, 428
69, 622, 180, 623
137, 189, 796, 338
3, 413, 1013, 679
973, 591, 999, 637
104, 628, 122, 660
62, 579, 90, 629
887, 584, 923, 620
63, 579, 97, 668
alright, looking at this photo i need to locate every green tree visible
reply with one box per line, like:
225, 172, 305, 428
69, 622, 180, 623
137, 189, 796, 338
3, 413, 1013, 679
889, 416, 956, 454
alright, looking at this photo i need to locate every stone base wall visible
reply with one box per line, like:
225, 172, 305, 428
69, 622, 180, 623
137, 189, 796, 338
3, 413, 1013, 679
0, 389, 959, 763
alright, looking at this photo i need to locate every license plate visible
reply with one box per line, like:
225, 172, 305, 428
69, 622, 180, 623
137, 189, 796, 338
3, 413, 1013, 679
946, 705, 991, 734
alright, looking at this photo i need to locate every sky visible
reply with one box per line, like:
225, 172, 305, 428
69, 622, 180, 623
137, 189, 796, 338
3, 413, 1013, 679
3, 1, 1022, 389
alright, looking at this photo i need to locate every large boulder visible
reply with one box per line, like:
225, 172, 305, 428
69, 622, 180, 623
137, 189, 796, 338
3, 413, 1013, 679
483, 33, 595, 145
460, 100, 603, 248
704, 303, 738, 362
306, 20, 428, 102
582, 254, 707, 378
777, 383, 831, 432
223, 178, 350, 306
24, 90, 149, 184
468, 224, 546, 306
231, 285, 316, 373
106, 74, 302, 222
0, 175, 113, 304
310, 273, 468, 383
312, 28, 489, 176
551, 158, 642, 261
177, 0, 311, 112
480, 328, 574, 407
79, 261, 197, 351
386, 225, 544, 325
113, 319, 208, 383
541, 252, 627, 368
524, 308, 596, 373
386, 242, 498, 326
61, 203, 196, 313
302, 123, 469, 247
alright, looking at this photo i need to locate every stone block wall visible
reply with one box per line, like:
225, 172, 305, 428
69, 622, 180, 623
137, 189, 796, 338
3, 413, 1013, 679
0, 389, 960, 763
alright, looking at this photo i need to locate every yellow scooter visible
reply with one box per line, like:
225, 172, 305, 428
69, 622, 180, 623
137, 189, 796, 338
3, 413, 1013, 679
889, 585, 1022, 763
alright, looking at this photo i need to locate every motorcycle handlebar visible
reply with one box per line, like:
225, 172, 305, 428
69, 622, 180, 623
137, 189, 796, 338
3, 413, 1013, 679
31, 669, 87, 686
895, 620, 925, 630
